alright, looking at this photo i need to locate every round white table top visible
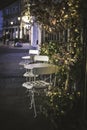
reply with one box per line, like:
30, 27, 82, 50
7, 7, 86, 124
24, 63, 57, 70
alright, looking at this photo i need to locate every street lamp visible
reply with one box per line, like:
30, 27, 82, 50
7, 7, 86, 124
10, 21, 13, 25
18, 17, 21, 39
10, 21, 13, 40
18, 17, 20, 21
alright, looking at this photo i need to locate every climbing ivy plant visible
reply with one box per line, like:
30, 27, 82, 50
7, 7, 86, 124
30, 0, 83, 128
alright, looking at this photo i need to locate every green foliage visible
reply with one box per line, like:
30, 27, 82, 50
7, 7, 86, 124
39, 40, 82, 127
31, 0, 81, 32
32, 0, 82, 127
40, 41, 82, 88
40, 42, 58, 59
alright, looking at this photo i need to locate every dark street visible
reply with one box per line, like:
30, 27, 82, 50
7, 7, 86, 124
0, 46, 54, 130
0, 0, 87, 129
0, 45, 87, 130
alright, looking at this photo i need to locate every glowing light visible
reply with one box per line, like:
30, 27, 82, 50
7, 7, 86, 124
10, 21, 13, 25
64, 15, 68, 19
75, 29, 78, 32
49, 28, 52, 32
22, 16, 29, 23
18, 17, 20, 21
77, 92, 80, 96
68, 3, 72, 6
52, 19, 56, 25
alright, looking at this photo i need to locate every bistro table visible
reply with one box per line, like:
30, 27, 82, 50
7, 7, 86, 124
24, 63, 56, 69
23, 63, 58, 117
24, 63, 58, 82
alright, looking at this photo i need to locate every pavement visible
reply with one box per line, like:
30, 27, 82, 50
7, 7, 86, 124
0, 43, 87, 130
0, 43, 55, 130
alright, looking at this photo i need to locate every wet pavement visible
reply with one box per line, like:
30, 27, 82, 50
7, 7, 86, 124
0, 45, 54, 130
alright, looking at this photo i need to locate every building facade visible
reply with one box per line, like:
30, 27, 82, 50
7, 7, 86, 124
20, 0, 41, 47
2, 0, 41, 47
2, 0, 61, 46
2, 0, 21, 44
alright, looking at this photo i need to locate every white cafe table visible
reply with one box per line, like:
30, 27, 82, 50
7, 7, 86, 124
24, 63, 54, 70
23, 63, 52, 81
23, 63, 58, 80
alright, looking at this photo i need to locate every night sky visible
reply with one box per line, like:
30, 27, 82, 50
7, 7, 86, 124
0, 0, 17, 10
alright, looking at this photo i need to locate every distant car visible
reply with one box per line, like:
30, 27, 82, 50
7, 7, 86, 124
14, 42, 23, 47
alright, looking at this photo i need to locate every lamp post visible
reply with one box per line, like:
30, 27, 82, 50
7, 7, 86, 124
10, 21, 13, 40
18, 17, 21, 39
10, 21, 13, 25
